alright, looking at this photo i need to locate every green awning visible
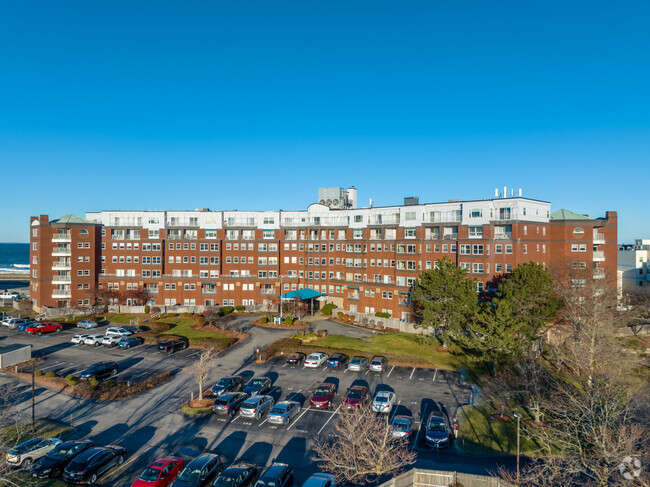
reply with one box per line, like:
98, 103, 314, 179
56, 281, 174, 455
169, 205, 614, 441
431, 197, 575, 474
201, 282, 217, 285
346, 286, 359, 290
398, 291, 410, 295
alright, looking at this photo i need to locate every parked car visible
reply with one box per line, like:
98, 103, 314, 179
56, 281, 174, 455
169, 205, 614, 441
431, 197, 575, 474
25, 322, 62, 335
62, 445, 126, 484
326, 353, 349, 369
212, 393, 249, 417
369, 356, 388, 373
77, 320, 98, 329
210, 376, 244, 397
309, 383, 337, 410
267, 401, 301, 425
242, 377, 271, 396
0, 291, 20, 300
239, 395, 274, 420
253, 463, 293, 487
347, 356, 369, 373
119, 336, 144, 349
304, 352, 328, 368
81, 333, 105, 346
106, 327, 133, 337
3, 318, 28, 329
6, 437, 61, 469
371, 391, 396, 414
122, 325, 144, 334
102, 335, 123, 347
285, 352, 305, 366
343, 386, 369, 409
71, 334, 89, 345
301, 473, 337, 487
132, 456, 185, 487
158, 339, 187, 354
212, 461, 258, 487
79, 361, 119, 381
171, 453, 223, 487
424, 413, 451, 448
389, 415, 415, 442
17, 320, 36, 331
30, 439, 94, 479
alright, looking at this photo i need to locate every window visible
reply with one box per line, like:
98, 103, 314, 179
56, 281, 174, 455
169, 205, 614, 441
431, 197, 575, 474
472, 244, 484, 255
495, 244, 502, 254
354, 215, 363, 223
404, 211, 416, 221
470, 209, 482, 218
263, 216, 274, 225
460, 244, 471, 255
505, 244, 513, 254
468, 226, 483, 238
495, 263, 502, 273
472, 263, 484, 274
404, 228, 417, 239
573, 227, 584, 234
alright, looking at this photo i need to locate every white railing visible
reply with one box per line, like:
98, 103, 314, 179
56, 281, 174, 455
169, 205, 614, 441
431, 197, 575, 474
593, 233, 605, 243
52, 247, 71, 255
593, 251, 605, 261
52, 291, 71, 298
494, 233, 513, 240
130, 317, 140, 325
52, 234, 71, 242
593, 269, 606, 279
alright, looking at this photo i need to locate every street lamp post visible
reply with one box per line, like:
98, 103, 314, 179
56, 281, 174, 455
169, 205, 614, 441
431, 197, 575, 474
279, 275, 284, 321
513, 412, 522, 484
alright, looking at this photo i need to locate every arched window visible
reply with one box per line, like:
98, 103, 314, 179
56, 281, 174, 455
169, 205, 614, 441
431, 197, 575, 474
79, 229, 88, 235
573, 227, 584, 234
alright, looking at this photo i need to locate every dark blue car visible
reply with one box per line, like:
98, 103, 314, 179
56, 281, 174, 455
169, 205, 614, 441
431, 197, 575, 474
326, 353, 349, 369
17, 321, 35, 331
118, 336, 144, 349
424, 413, 450, 448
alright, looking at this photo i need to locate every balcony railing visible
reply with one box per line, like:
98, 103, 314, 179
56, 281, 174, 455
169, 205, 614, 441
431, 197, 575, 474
52, 234, 71, 242
442, 234, 459, 240
493, 233, 513, 240
52, 291, 71, 298
260, 289, 275, 295
347, 293, 360, 301
593, 251, 605, 261
52, 247, 71, 255
593, 233, 605, 244
593, 269, 606, 279
51, 263, 71, 269
52, 276, 71, 283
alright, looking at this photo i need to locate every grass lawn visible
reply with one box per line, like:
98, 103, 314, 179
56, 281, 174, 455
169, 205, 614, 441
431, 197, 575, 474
314, 333, 463, 369
0, 306, 15, 314
101, 313, 140, 325
458, 404, 542, 456
159, 317, 226, 340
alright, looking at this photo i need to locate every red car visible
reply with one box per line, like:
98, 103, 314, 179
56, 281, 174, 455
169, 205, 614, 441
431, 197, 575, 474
132, 457, 185, 487
310, 382, 337, 409
343, 385, 369, 409
25, 322, 62, 335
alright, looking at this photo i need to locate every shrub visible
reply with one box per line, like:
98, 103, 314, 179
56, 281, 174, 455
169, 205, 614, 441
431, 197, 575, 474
105, 379, 116, 388
89, 378, 100, 387
144, 305, 151, 314
34, 370, 43, 377
320, 303, 337, 315
337, 311, 345, 320
259, 338, 302, 361
151, 306, 161, 314
192, 314, 207, 328
219, 306, 234, 316
316, 329, 327, 338
259, 316, 268, 324
66, 374, 75, 381
140, 334, 183, 345
45, 371, 56, 378
235, 305, 245, 312
67, 377, 78, 387
375, 311, 391, 318
188, 337, 237, 350
103, 304, 109, 313
285, 316, 293, 325
143, 321, 172, 334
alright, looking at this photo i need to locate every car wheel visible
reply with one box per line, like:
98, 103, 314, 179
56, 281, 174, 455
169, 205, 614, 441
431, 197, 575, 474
95, 342, 101, 347
182, 343, 187, 350
55, 327, 62, 332
90, 473, 97, 484
21, 457, 32, 469
169, 349, 174, 355
112, 368, 118, 375
37, 331, 42, 336
117, 454, 124, 465
126, 344, 130, 349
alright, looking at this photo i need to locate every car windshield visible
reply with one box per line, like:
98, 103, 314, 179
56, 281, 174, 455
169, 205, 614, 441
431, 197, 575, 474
139, 467, 162, 481
371, 361, 382, 365
350, 359, 361, 365
347, 390, 362, 398
375, 396, 388, 403
314, 389, 330, 396
48, 445, 76, 460
308, 355, 320, 360
428, 420, 446, 432
249, 379, 266, 387
270, 406, 285, 414
217, 378, 230, 386
254, 481, 277, 487
392, 420, 410, 431
178, 467, 202, 481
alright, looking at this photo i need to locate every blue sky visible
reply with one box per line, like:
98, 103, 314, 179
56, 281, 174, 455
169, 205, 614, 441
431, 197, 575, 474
1, 0, 648, 243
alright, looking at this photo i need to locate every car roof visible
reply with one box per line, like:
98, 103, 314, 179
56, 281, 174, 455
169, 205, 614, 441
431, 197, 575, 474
260, 463, 289, 478
351, 355, 367, 360
428, 415, 445, 423
188, 453, 219, 467
375, 391, 392, 397
275, 400, 300, 407
349, 385, 367, 391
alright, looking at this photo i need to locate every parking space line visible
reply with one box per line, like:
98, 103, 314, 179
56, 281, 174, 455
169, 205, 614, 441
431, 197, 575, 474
38, 363, 63, 371
287, 406, 312, 431
387, 365, 395, 378
409, 368, 416, 380
432, 369, 437, 382
364, 369, 369, 375
317, 404, 341, 435
100, 454, 139, 481
258, 419, 268, 427
231, 414, 241, 423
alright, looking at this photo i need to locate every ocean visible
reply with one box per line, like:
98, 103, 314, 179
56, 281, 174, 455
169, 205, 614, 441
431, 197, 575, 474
0, 243, 30, 275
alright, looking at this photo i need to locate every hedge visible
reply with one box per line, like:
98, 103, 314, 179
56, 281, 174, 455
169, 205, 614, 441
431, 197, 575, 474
235, 305, 245, 312
285, 316, 293, 325
144, 305, 151, 314
192, 314, 207, 328
219, 306, 234, 316
259, 316, 268, 324
188, 337, 237, 350
375, 311, 392, 318
140, 334, 184, 345
45, 371, 56, 378
142, 321, 172, 334
320, 303, 337, 315
34, 370, 43, 377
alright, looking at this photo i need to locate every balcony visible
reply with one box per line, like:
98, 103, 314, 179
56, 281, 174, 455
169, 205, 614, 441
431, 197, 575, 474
52, 290, 71, 298
493, 233, 513, 240
593, 251, 605, 262
593, 269, 606, 279
442, 234, 459, 241
52, 247, 71, 256
52, 275, 71, 284
51, 263, 71, 271
260, 289, 276, 295
347, 293, 360, 301
593, 233, 605, 244
52, 234, 71, 242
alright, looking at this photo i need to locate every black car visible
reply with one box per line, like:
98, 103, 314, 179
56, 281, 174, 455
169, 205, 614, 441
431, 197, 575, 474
212, 462, 258, 487
159, 339, 188, 354
242, 377, 272, 396
122, 325, 143, 334
253, 463, 293, 487
210, 376, 244, 397
212, 392, 249, 417
62, 445, 126, 484
30, 440, 94, 479
326, 353, 349, 369
284, 352, 305, 366
171, 453, 223, 487
79, 361, 119, 381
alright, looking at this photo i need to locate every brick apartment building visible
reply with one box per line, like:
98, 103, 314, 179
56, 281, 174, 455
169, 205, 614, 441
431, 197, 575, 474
29, 187, 618, 319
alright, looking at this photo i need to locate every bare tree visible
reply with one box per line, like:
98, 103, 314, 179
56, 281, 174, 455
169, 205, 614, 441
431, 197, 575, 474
0, 380, 33, 486
312, 408, 416, 485
185, 348, 217, 400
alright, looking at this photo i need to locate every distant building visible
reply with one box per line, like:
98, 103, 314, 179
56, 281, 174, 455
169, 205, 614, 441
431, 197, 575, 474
618, 239, 650, 297
29, 187, 618, 317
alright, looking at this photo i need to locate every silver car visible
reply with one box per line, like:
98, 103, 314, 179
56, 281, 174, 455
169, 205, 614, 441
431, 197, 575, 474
71, 334, 89, 345
266, 401, 301, 425
77, 320, 98, 329
347, 356, 369, 373
301, 473, 338, 487
239, 395, 274, 420
6, 437, 62, 469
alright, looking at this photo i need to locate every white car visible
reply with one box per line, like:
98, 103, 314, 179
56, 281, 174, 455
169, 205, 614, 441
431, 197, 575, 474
305, 352, 329, 368
71, 334, 89, 345
82, 334, 105, 346
6, 437, 62, 469
0, 291, 20, 300
105, 327, 132, 337
77, 320, 98, 329
371, 391, 396, 413
101, 335, 123, 347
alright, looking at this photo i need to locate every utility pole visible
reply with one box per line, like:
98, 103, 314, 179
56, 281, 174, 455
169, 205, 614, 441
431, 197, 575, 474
513, 412, 522, 484
31, 360, 35, 432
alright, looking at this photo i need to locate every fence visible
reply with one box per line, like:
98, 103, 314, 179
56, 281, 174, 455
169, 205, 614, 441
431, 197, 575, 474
343, 311, 435, 335
106, 304, 266, 315
379, 469, 511, 487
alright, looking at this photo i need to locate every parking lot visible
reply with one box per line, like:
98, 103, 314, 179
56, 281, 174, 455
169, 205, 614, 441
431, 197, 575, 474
0, 322, 204, 381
